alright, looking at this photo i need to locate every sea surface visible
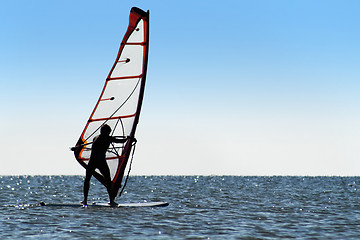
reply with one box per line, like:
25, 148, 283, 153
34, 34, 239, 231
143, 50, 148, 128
1, 176, 360, 239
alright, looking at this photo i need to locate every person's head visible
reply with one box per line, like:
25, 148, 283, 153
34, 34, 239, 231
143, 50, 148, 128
100, 124, 112, 136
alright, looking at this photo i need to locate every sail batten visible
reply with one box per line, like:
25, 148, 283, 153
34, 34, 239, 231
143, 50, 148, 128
73, 7, 149, 198
89, 113, 137, 122
107, 74, 143, 81
125, 42, 147, 45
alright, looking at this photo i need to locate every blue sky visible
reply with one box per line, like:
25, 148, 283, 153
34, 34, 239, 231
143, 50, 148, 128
1, 0, 360, 175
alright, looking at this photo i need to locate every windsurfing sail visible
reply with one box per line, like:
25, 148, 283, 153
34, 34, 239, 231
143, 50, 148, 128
72, 7, 149, 198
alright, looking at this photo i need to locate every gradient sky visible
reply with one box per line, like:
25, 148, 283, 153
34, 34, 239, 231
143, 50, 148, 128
1, 0, 360, 175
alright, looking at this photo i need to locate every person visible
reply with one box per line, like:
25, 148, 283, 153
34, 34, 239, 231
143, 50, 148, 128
80, 124, 129, 206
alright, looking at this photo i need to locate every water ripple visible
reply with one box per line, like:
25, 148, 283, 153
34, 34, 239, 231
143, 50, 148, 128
1, 176, 360, 239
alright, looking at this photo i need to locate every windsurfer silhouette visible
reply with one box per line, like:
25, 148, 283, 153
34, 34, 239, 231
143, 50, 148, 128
73, 124, 131, 207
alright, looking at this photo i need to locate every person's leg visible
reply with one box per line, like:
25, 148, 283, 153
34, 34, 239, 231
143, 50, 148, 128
99, 163, 115, 205
83, 163, 95, 205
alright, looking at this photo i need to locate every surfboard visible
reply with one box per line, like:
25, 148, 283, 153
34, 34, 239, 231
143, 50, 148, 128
40, 201, 169, 208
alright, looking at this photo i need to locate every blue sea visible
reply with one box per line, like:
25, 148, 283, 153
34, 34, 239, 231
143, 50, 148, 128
1, 176, 360, 239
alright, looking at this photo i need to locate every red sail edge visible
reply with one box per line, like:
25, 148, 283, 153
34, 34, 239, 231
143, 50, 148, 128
73, 7, 150, 199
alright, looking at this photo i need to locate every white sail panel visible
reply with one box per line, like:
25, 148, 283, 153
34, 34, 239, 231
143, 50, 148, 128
127, 19, 145, 43
107, 159, 119, 179
110, 45, 144, 78
91, 78, 141, 120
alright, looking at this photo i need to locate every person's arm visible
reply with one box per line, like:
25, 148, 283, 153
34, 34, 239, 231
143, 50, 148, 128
112, 136, 137, 144
70, 141, 93, 151
112, 136, 128, 144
